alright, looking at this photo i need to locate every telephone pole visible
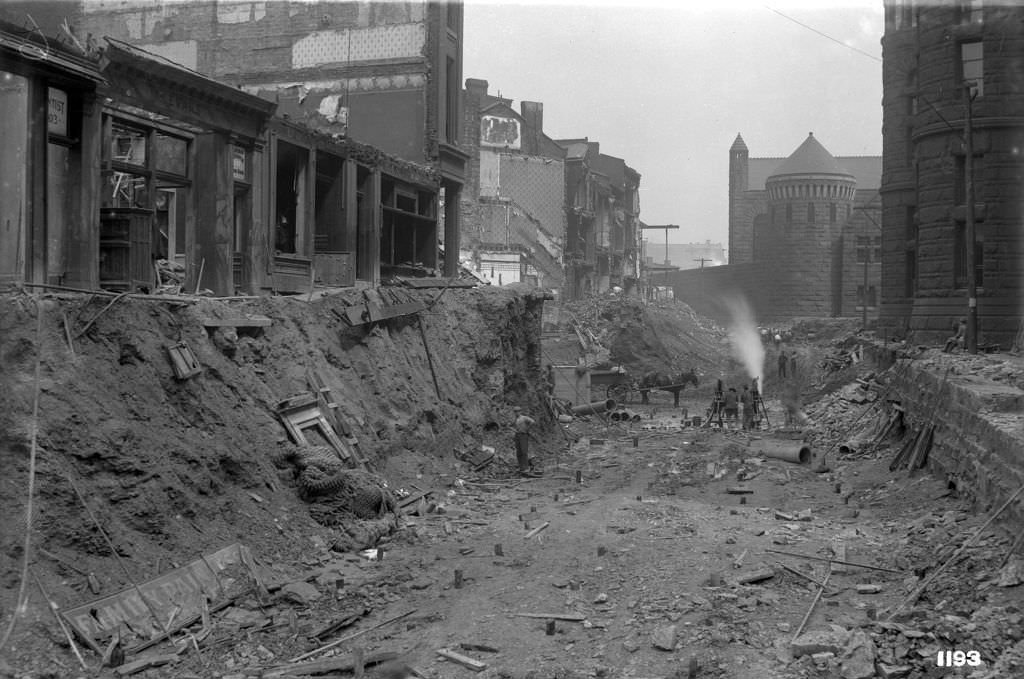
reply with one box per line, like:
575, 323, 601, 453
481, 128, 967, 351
964, 84, 978, 354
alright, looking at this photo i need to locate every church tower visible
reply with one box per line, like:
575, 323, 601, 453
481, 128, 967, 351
728, 134, 750, 264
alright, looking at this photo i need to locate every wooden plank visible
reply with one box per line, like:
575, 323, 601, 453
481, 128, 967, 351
518, 512, 544, 523
831, 539, 848, 574
513, 613, 586, 621
342, 304, 372, 326
436, 648, 487, 672
199, 314, 272, 328
368, 301, 426, 322
401, 277, 477, 289
115, 654, 179, 676
265, 650, 398, 677
524, 522, 550, 539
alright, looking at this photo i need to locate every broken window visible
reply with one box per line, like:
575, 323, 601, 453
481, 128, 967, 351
958, 0, 983, 24
961, 41, 984, 97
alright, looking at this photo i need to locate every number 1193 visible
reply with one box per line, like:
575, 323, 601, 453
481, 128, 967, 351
937, 650, 982, 667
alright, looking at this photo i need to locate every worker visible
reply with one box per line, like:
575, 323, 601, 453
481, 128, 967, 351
512, 408, 537, 474
740, 385, 754, 431
789, 351, 798, 378
944, 318, 967, 353
723, 387, 739, 426
777, 351, 787, 379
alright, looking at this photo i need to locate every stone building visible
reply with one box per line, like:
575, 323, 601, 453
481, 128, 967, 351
458, 78, 566, 289
879, 1, 1023, 345
725, 133, 882, 319
7, 0, 469, 282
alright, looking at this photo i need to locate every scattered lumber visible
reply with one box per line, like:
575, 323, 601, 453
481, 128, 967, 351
725, 486, 754, 494
459, 642, 499, 654
733, 567, 775, 585
114, 654, 179, 676
288, 609, 416, 663
524, 522, 549, 539
436, 648, 487, 672
513, 613, 586, 621
264, 650, 398, 677
766, 547, 902, 574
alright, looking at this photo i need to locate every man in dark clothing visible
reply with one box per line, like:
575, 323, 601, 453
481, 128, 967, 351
513, 410, 536, 474
777, 351, 787, 379
723, 388, 739, 425
789, 351, 798, 378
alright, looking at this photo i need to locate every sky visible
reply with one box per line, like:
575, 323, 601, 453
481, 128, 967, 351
462, 0, 884, 249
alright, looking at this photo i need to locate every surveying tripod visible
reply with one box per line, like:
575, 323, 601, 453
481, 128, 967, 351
703, 379, 725, 428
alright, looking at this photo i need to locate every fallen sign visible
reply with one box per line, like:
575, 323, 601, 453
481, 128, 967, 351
62, 543, 258, 655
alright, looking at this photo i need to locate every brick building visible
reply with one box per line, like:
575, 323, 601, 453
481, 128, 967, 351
458, 78, 566, 289
879, 1, 1023, 345
558, 139, 641, 299
725, 133, 882, 319
10, 0, 469, 282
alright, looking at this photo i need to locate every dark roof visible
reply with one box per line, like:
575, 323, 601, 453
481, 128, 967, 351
0, 21, 103, 84
769, 132, 854, 178
730, 134, 748, 152
747, 155, 881, 191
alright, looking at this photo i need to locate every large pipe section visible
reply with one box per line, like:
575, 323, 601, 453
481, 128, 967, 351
755, 440, 812, 465
571, 399, 616, 416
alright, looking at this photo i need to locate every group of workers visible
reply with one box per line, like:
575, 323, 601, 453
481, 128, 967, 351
720, 382, 758, 430
777, 350, 799, 380
759, 326, 793, 348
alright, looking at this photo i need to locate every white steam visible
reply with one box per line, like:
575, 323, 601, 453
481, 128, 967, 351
722, 293, 764, 387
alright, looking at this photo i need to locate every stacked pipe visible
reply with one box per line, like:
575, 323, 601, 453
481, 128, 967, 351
571, 399, 616, 416
609, 409, 642, 422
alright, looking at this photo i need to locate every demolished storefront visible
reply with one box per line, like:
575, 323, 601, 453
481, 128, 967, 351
2, 30, 446, 297
0, 21, 104, 289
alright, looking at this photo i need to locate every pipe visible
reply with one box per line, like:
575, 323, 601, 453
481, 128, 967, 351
571, 399, 616, 416
757, 440, 811, 465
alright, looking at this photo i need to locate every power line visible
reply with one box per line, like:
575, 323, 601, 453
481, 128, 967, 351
764, 5, 882, 63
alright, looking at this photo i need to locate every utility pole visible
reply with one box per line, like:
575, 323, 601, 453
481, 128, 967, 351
693, 257, 712, 270
964, 84, 978, 354
640, 224, 680, 299
862, 245, 869, 331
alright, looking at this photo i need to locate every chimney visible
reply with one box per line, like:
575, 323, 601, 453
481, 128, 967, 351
520, 101, 543, 155
465, 78, 489, 98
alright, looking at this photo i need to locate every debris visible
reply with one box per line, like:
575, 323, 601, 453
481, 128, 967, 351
459, 643, 499, 654
436, 648, 487, 672
281, 581, 322, 606
312, 609, 369, 641
726, 486, 754, 494
30, 568, 88, 669
855, 584, 882, 594
513, 613, 586, 621
199, 314, 272, 328
264, 651, 399, 677
546, 619, 556, 635
114, 654, 179, 676
733, 567, 775, 585
995, 558, 1024, 587
277, 393, 356, 467
167, 342, 202, 379
877, 665, 912, 678
831, 538, 848, 574
651, 624, 677, 651
524, 522, 549, 539
839, 630, 878, 679
791, 629, 850, 658
593, 593, 608, 604
887, 482, 1024, 620
793, 569, 832, 641
766, 547, 902, 573
774, 511, 796, 521
62, 543, 254, 654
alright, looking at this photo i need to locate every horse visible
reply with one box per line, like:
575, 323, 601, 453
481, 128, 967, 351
639, 369, 700, 407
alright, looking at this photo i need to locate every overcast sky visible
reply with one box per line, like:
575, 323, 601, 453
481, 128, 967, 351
463, 0, 884, 249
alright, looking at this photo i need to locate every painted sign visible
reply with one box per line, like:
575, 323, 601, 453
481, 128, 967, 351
232, 145, 247, 181
62, 543, 256, 653
47, 88, 68, 136
480, 115, 520, 149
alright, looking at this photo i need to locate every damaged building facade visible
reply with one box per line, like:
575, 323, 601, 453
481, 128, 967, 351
558, 139, 642, 299
459, 78, 566, 289
879, 1, 1024, 345
2, 1, 467, 295
458, 78, 642, 298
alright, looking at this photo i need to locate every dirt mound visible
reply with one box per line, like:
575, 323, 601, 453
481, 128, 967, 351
557, 296, 728, 378
0, 285, 551, 660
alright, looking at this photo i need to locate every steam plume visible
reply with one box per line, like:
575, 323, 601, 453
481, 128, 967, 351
722, 293, 764, 387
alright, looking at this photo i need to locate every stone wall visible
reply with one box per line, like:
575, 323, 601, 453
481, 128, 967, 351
870, 347, 1024, 527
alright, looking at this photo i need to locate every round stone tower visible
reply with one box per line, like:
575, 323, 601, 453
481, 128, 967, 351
764, 133, 857, 317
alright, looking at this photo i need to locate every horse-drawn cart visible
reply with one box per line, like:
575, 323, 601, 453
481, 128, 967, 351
589, 367, 635, 403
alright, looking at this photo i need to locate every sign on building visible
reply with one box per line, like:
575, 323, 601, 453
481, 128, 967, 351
47, 88, 68, 136
480, 115, 520, 149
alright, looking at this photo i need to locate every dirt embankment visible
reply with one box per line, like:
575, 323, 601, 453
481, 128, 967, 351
0, 286, 549, 637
